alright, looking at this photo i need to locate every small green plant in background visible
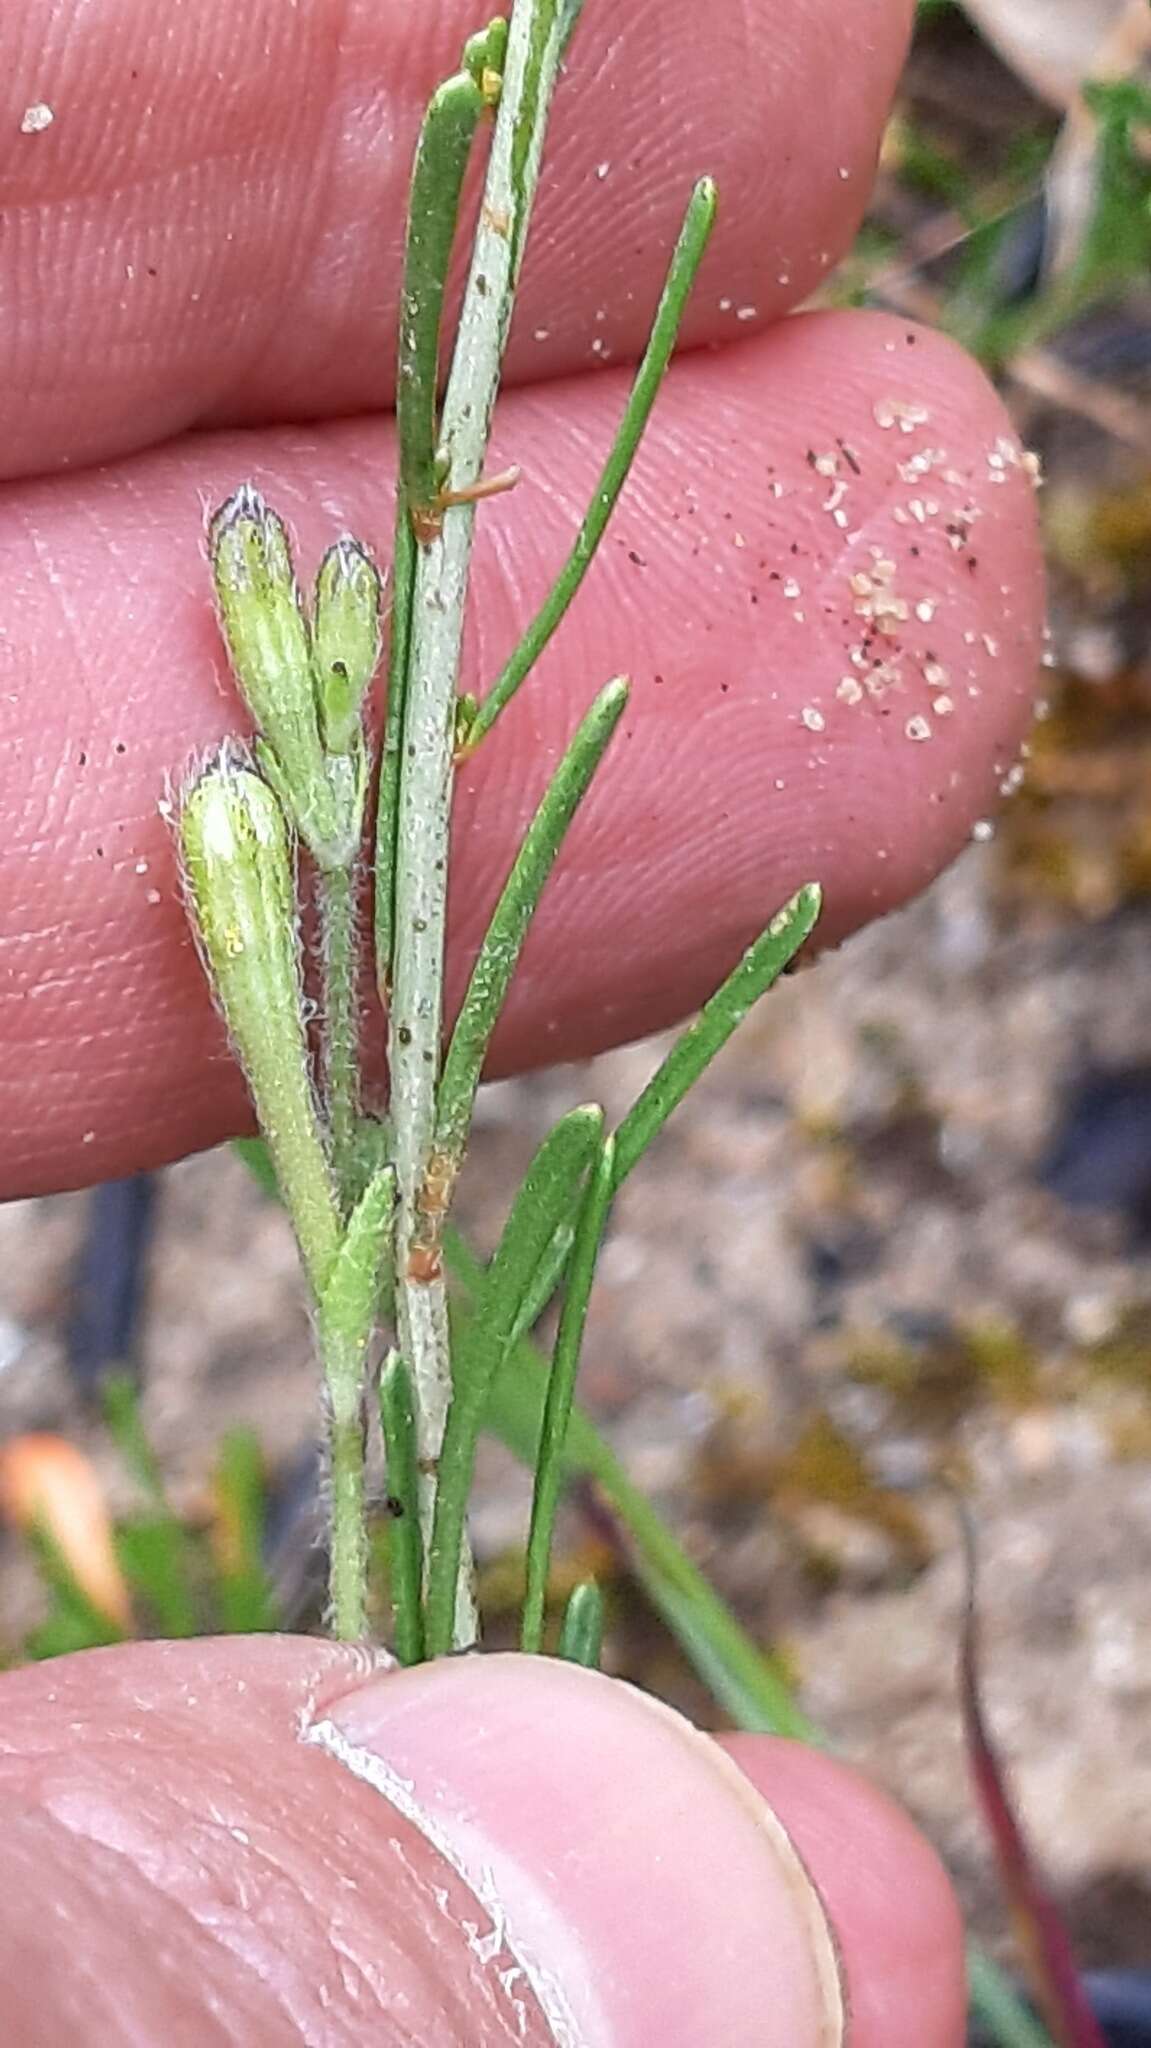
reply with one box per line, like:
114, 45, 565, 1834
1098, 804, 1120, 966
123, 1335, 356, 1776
10, 1375, 277, 1661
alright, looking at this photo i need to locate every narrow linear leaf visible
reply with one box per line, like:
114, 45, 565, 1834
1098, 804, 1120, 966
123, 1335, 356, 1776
375, 512, 417, 992
445, 1227, 811, 1737
378, 1354, 427, 1665
212, 1429, 277, 1634
396, 71, 486, 527
614, 885, 821, 1184
436, 678, 629, 1162
115, 1516, 199, 1639
464, 176, 716, 747
958, 1507, 1104, 2048
101, 1377, 199, 1631
425, 1104, 604, 1654
557, 1578, 604, 1667
317, 1161, 395, 1645
102, 1372, 166, 1506
967, 1948, 1060, 2048
25, 1520, 128, 1655
557, 0, 585, 60
232, 1135, 281, 1202
521, 1135, 616, 1651
509, 885, 822, 1340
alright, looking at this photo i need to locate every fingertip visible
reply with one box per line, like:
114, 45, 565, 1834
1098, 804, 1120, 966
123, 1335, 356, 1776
719, 1734, 968, 2048
316, 1654, 847, 2046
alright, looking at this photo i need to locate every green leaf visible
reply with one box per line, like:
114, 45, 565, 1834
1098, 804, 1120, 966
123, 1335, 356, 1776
115, 1516, 199, 1638
521, 1135, 615, 1651
102, 1371, 166, 1505
378, 1354, 427, 1665
425, 1104, 604, 1653
557, 1578, 604, 1667
318, 1164, 397, 1402
232, 1136, 281, 1201
395, 70, 487, 533
510, 886, 822, 1337
374, 512, 416, 992
23, 1522, 127, 1658
614, 885, 821, 1183
102, 1373, 200, 1633
212, 1429, 277, 1634
557, 0, 585, 59
445, 1226, 810, 1735
464, 176, 717, 747
436, 679, 628, 1163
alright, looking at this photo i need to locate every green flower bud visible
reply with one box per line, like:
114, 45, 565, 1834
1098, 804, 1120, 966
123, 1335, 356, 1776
312, 538, 383, 754
209, 487, 368, 871
180, 757, 339, 1289
210, 486, 317, 754
209, 486, 337, 844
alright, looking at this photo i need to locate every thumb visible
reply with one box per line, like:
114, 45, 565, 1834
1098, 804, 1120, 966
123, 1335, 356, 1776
0, 1637, 963, 2044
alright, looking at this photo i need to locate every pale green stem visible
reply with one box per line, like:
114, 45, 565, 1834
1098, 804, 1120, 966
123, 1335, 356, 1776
327, 1397, 368, 1641
317, 862, 360, 1212
388, 0, 568, 1643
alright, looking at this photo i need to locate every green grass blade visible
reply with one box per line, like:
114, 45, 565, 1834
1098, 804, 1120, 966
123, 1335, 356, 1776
102, 1373, 200, 1633
967, 1949, 1058, 2048
464, 176, 717, 748
436, 679, 628, 1163
101, 1372, 166, 1505
425, 1104, 603, 1653
24, 1522, 128, 1657
557, 1578, 604, 1666
521, 1135, 615, 1650
379, 1353, 427, 1665
212, 1429, 277, 1633
115, 1517, 199, 1638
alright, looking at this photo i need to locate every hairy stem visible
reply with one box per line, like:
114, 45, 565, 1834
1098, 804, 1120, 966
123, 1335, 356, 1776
317, 863, 360, 1212
327, 1397, 368, 1641
387, 0, 570, 1640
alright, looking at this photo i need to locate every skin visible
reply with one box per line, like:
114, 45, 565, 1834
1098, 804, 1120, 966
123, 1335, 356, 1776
0, 2, 1044, 2040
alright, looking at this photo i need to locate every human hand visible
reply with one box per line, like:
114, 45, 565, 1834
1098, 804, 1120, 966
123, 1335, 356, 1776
0, 6, 1042, 2037
0, 1636, 965, 2044
0, 0, 1042, 1197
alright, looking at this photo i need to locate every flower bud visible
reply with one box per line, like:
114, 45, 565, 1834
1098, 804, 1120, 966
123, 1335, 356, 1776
180, 757, 340, 1287
312, 538, 383, 753
209, 486, 337, 847
181, 755, 297, 974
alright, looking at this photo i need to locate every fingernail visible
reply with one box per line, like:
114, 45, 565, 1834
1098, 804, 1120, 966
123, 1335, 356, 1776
305, 1653, 845, 2046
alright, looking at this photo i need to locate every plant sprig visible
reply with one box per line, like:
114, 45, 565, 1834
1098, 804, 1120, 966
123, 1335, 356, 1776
178, 0, 823, 1666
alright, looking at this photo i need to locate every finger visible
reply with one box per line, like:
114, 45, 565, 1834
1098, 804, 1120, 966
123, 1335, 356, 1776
1, 0, 912, 476
718, 1735, 967, 2048
0, 1637, 962, 2046
0, 310, 1043, 1196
